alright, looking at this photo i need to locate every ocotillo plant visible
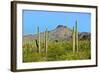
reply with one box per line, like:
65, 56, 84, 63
75, 20, 78, 52
72, 26, 75, 53
37, 26, 41, 53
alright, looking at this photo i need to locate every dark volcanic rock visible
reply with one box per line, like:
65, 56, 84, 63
56, 25, 67, 29
79, 32, 90, 40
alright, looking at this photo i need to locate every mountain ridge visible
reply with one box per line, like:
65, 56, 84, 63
23, 25, 90, 41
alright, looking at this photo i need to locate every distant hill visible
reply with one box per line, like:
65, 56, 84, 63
23, 25, 90, 41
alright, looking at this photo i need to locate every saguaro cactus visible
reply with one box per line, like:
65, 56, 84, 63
35, 39, 38, 52
44, 27, 48, 54
72, 26, 75, 53
72, 20, 78, 53
75, 20, 78, 52
37, 26, 41, 53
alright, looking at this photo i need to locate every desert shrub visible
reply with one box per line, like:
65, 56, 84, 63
62, 41, 73, 51
23, 52, 45, 62
23, 40, 91, 62
47, 42, 66, 61
23, 53, 46, 62
78, 40, 91, 51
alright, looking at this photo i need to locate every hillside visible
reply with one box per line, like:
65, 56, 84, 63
23, 25, 90, 41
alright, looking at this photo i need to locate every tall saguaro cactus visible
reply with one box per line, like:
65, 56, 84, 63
44, 27, 48, 54
72, 20, 78, 53
75, 20, 78, 52
72, 26, 75, 53
37, 26, 41, 53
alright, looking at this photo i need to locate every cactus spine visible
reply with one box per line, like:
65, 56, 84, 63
72, 26, 75, 53
37, 26, 41, 53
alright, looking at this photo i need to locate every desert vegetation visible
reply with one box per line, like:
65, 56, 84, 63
23, 20, 91, 62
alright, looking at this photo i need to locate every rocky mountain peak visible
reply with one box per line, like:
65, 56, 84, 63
56, 25, 67, 29
23, 25, 90, 41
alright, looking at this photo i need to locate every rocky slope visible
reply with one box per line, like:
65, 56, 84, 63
23, 25, 90, 41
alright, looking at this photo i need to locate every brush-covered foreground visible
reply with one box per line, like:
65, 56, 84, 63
23, 40, 91, 62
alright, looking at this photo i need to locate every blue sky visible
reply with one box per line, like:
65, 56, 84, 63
23, 10, 91, 35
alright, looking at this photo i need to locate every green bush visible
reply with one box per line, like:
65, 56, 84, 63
23, 40, 91, 62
